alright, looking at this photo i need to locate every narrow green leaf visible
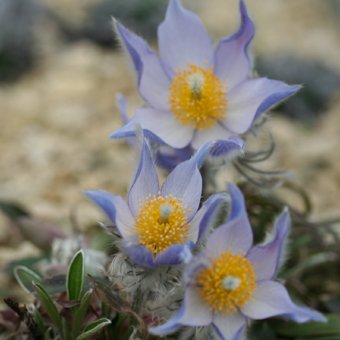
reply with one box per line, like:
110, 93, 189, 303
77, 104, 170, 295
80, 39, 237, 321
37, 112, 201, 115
67, 249, 85, 301
62, 317, 70, 340
14, 265, 42, 294
76, 318, 111, 340
34, 282, 62, 333
44, 327, 53, 340
276, 315, 340, 337
72, 289, 93, 337
283, 253, 337, 278
33, 308, 46, 335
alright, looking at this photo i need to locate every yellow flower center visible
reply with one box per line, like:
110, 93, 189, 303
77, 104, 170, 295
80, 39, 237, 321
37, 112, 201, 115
134, 195, 190, 255
169, 64, 227, 129
196, 251, 256, 313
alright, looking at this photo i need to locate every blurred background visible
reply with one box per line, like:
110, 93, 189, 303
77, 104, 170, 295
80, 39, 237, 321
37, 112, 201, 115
0, 0, 339, 301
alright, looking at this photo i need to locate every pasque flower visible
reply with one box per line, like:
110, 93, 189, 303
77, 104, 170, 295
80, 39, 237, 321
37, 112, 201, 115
85, 133, 226, 268
111, 0, 300, 155
150, 184, 326, 339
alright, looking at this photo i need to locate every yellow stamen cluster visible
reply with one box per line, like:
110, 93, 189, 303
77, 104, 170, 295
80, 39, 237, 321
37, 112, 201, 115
196, 251, 256, 313
134, 195, 189, 255
169, 64, 227, 129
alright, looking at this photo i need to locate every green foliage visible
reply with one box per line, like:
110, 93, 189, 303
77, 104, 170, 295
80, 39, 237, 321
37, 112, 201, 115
249, 316, 340, 339
72, 289, 93, 338
10, 251, 113, 340
76, 318, 112, 340
14, 265, 42, 294
34, 282, 63, 334
67, 249, 85, 301
274, 315, 340, 338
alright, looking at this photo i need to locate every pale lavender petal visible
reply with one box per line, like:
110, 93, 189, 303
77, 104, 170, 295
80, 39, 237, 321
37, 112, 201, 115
205, 219, 251, 260
154, 243, 193, 266
191, 123, 235, 150
110, 120, 136, 139
205, 184, 253, 258
180, 244, 194, 264
116, 93, 129, 124
214, 0, 255, 88
212, 312, 246, 340
247, 208, 290, 281
124, 241, 193, 268
110, 120, 164, 144
227, 183, 251, 224
149, 288, 213, 336
128, 136, 159, 216
161, 142, 213, 218
115, 20, 170, 110
156, 145, 193, 171
241, 280, 326, 322
180, 289, 214, 326
115, 94, 137, 147
189, 192, 228, 243
209, 137, 244, 158
149, 311, 183, 336
158, 0, 213, 73
226, 78, 301, 134
84, 190, 134, 238
285, 305, 327, 323
123, 244, 154, 268
134, 107, 194, 149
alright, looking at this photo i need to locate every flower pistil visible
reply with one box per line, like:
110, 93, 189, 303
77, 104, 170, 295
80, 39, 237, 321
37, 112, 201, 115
135, 195, 189, 255
196, 250, 256, 313
169, 65, 227, 129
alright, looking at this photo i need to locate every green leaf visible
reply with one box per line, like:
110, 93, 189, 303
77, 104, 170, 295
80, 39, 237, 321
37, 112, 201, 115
249, 320, 277, 340
72, 289, 93, 337
7, 256, 45, 274
33, 308, 46, 335
76, 318, 111, 340
283, 253, 338, 279
34, 282, 62, 334
14, 265, 42, 294
67, 249, 85, 301
275, 314, 340, 338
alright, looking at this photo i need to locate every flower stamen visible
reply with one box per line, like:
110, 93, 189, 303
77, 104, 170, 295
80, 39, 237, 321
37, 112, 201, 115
196, 251, 256, 313
135, 195, 189, 255
169, 64, 227, 129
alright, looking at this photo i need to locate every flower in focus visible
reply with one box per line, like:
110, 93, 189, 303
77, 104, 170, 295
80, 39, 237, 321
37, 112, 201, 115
111, 0, 300, 156
150, 184, 326, 339
85, 134, 226, 268
116, 93, 243, 170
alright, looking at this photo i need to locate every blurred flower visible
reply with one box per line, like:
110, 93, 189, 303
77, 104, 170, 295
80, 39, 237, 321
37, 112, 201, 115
85, 135, 226, 268
40, 236, 108, 277
111, 0, 300, 155
150, 184, 326, 339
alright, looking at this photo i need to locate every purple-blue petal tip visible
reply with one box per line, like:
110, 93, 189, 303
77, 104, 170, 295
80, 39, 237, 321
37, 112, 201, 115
286, 305, 327, 323
192, 141, 215, 168
227, 183, 247, 221
209, 138, 244, 158
254, 83, 302, 120
83, 190, 116, 224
